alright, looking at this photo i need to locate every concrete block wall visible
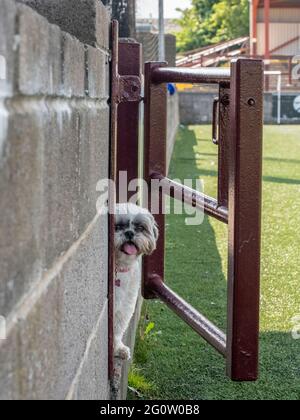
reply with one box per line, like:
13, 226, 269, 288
179, 91, 300, 125
165, 35, 177, 67
167, 93, 180, 170
0, 0, 111, 400
135, 32, 159, 64
136, 32, 177, 67
179, 92, 217, 125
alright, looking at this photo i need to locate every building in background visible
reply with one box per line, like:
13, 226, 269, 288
136, 18, 181, 34
250, 0, 300, 91
251, 0, 300, 57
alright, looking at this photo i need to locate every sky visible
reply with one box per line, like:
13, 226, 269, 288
136, 0, 192, 19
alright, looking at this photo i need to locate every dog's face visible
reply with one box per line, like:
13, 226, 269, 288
115, 203, 159, 264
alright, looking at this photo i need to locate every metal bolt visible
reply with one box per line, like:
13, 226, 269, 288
221, 94, 230, 106
248, 98, 256, 107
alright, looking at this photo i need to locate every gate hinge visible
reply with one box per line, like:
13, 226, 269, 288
116, 75, 142, 104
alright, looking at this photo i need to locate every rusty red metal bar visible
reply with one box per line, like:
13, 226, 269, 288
143, 62, 167, 299
109, 22, 142, 380
148, 275, 227, 356
143, 58, 263, 382
270, 35, 300, 55
150, 173, 228, 224
117, 39, 142, 202
264, 0, 270, 60
111, 17, 263, 385
108, 20, 119, 380
151, 67, 231, 85
218, 85, 230, 208
227, 59, 263, 381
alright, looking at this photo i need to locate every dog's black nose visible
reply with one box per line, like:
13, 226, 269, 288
125, 231, 134, 241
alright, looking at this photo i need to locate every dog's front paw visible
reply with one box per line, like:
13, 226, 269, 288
115, 344, 131, 361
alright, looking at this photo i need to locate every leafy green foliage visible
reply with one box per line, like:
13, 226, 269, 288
175, 0, 249, 52
128, 365, 155, 399
144, 322, 155, 337
134, 307, 162, 365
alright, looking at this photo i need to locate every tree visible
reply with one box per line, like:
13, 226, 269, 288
209, 0, 250, 42
175, 0, 249, 52
193, 0, 219, 19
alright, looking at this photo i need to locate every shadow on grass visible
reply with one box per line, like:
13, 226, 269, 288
130, 126, 300, 400
178, 168, 300, 186
165, 127, 227, 329
264, 156, 300, 165
262, 176, 300, 185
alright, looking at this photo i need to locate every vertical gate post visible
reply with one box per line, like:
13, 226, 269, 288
109, 21, 142, 380
108, 20, 119, 380
227, 58, 264, 381
218, 84, 230, 208
143, 62, 167, 299
117, 40, 142, 202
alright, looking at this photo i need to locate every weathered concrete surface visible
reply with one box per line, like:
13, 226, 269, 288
0, 99, 45, 318
77, 103, 110, 232
66, 303, 109, 400
62, 33, 85, 98
167, 93, 180, 171
0, 327, 19, 400
136, 32, 177, 66
18, 216, 107, 400
86, 45, 109, 99
179, 91, 217, 125
0, 0, 110, 400
165, 35, 177, 67
0, 0, 16, 98
0, 98, 110, 318
17, 0, 110, 49
0, 0, 179, 402
179, 91, 300, 125
18, 5, 62, 95
0, 215, 108, 400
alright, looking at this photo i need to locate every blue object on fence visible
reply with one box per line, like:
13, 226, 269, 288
168, 83, 176, 96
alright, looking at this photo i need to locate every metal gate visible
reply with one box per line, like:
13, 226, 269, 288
109, 21, 264, 382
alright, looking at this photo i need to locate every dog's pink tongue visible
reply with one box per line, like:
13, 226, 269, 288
123, 243, 138, 255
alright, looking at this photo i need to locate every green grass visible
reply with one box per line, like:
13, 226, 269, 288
129, 125, 300, 400
128, 365, 155, 399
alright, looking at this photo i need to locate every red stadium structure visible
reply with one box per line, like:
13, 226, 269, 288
177, 0, 300, 92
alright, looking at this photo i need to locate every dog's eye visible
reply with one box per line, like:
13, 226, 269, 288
135, 225, 145, 232
115, 224, 123, 232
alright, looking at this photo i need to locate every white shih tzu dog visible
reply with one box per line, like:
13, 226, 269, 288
114, 203, 159, 360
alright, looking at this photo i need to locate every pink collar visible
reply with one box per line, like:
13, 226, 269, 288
116, 266, 131, 273
115, 266, 132, 287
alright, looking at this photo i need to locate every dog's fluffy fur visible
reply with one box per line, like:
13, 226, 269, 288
114, 203, 158, 360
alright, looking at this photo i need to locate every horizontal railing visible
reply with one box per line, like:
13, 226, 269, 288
151, 67, 231, 85
144, 59, 263, 381
147, 275, 227, 356
151, 173, 228, 224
